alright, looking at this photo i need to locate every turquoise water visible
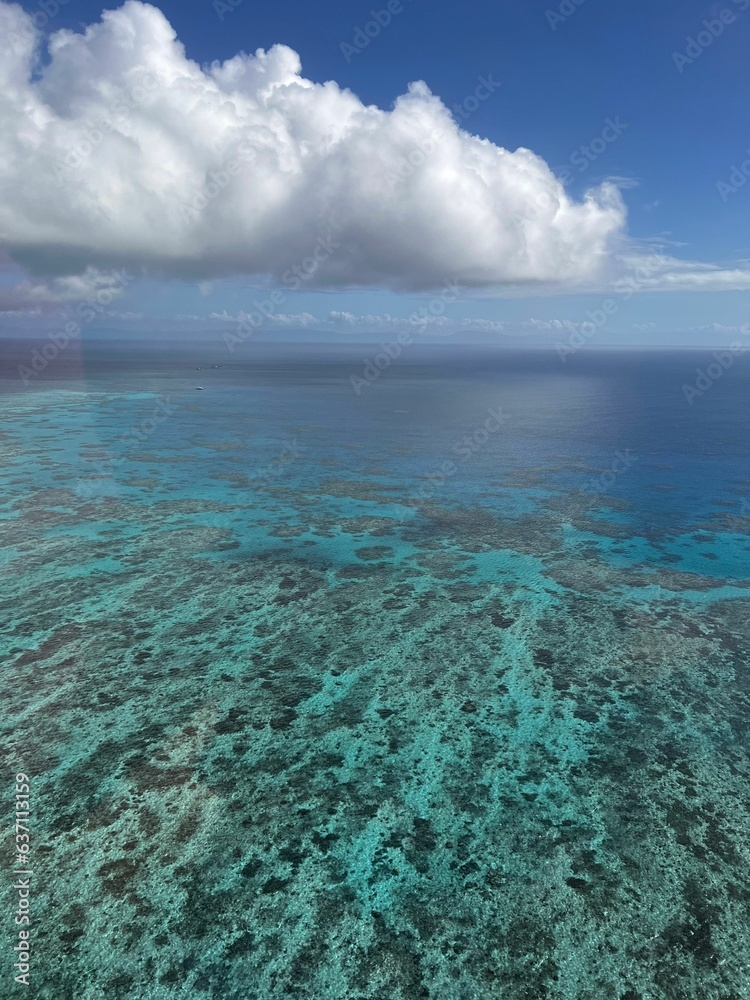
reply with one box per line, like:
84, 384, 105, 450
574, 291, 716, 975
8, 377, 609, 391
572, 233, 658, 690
1, 349, 750, 999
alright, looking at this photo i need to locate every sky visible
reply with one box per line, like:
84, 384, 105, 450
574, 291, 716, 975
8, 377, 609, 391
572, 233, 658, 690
1, 0, 750, 347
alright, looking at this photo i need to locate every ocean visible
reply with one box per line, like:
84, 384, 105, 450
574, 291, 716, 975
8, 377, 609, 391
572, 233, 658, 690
1, 346, 749, 999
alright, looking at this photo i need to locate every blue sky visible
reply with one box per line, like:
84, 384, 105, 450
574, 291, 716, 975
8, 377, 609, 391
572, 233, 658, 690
3, 0, 750, 345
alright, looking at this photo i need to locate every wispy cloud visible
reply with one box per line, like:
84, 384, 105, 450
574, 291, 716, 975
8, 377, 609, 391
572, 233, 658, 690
194, 309, 604, 339
0, 268, 127, 314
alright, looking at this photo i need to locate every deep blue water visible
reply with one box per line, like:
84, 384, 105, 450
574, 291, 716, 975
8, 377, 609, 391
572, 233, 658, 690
1, 347, 749, 998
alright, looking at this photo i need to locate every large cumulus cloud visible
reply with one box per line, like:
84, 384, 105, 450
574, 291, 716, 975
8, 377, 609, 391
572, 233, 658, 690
0, 0, 626, 291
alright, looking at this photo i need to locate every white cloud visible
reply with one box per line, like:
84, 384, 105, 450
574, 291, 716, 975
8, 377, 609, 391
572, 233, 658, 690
673, 322, 750, 337
3, 1, 750, 306
0, 0, 626, 293
0, 266, 126, 312
613, 252, 750, 293
195, 308, 605, 339
209, 309, 319, 328
103, 309, 144, 320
